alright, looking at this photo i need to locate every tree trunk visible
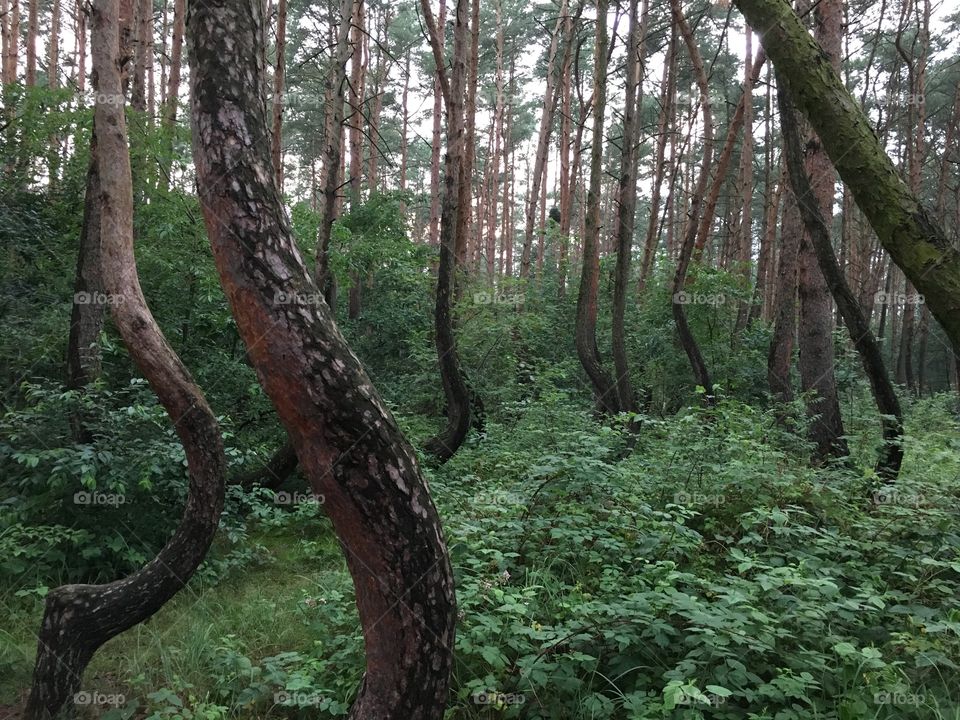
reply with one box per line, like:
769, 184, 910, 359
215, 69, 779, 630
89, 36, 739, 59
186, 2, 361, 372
4, 0, 19, 84
693, 49, 766, 263
768, 182, 801, 401
189, 1, 457, 714
780, 71, 902, 480
74, 0, 85, 91
574, 0, 619, 414
315, 0, 354, 310
455, 0, 479, 274
556, 4, 574, 297
422, 0, 472, 461
611, 0, 646, 416
26, 1, 226, 714
399, 50, 410, 201
638, 22, 676, 294
427, 0, 445, 248
131, 0, 149, 110
270, 0, 286, 187
25, 0, 36, 85
734, 0, 960, 353
733, 27, 755, 334
669, 0, 715, 403
47, 0, 59, 88
795, 0, 847, 461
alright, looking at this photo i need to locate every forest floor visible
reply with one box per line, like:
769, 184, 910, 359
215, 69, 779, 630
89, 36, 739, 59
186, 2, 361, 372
3, 391, 960, 719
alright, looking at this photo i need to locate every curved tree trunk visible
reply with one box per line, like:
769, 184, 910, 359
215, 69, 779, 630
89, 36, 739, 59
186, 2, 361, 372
65, 0, 137, 441
188, 0, 457, 715
779, 73, 902, 480
574, 0, 619, 414
669, 0, 715, 403
421, 0, 473, 461
26, 1, 227, 714
734, 0, 960, 353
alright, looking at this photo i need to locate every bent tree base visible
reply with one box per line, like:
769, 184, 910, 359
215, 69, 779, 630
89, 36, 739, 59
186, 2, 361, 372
26, 0, 226, 716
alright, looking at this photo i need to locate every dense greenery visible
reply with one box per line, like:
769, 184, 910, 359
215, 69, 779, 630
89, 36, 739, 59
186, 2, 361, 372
2, 98, 959, 714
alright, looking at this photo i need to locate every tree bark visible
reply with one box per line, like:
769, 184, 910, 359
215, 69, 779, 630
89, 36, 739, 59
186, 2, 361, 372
794, 0, 847, 460
26, 0, 226, 714
734, 0, 960, 353
25, 0, 36, 85
131, 0, 149, 110
47, 0, 59, 88
189, 0, 457, 715
427, 0, 446, 248
270, 0, 287, 188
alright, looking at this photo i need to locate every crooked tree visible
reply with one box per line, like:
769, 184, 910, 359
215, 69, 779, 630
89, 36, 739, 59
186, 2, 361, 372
189, 0, 457, 716
26, 0, 227, 713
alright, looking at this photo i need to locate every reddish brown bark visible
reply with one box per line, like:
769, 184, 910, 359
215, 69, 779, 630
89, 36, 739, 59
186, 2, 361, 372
189, 0, 456, 715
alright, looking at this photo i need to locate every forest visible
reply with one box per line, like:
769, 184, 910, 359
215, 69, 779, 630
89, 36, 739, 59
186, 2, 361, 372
1, 0, 960, 716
